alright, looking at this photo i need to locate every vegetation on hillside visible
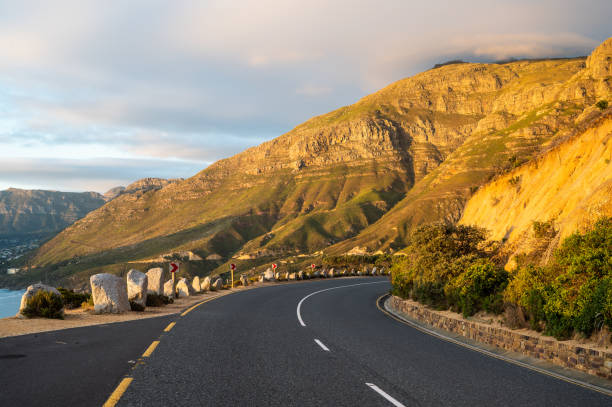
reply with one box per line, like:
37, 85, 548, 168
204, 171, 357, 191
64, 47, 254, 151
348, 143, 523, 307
391, 218, 612, 340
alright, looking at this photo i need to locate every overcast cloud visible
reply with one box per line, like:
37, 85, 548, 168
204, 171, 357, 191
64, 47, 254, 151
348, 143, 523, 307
0, 0, 610, 192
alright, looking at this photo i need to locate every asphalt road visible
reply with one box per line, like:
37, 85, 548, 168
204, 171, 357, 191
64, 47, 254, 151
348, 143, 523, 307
1, 277, 610, 406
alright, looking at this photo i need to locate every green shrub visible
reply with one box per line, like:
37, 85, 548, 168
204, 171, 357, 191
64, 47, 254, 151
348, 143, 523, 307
129, 301, 145, 312
446, 259, 508, 317
57, 287, 91, 309
504, 264, 554, 330
22, 291, 64, 319
532, 219, 556, 239
505, 217, 612, 339
390, 223, 490, 309
146, 293, 173, 307
596, 100, 608, 110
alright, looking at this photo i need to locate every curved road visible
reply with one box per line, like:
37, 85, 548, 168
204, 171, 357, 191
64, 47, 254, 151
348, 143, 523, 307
1, 277, 610, 406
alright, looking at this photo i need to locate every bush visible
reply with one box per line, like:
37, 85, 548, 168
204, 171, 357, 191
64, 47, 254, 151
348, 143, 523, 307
146, 293, 173, 307
504, 265, 553, 330
505, 217, 612, 339
58, 287, 91, 309
596, 100, 608, 110
390, 223, 491, 309
129, 301, 145, 312
532, 219, 556, 239
446, 259, 508, 317
22, 291, 64, 319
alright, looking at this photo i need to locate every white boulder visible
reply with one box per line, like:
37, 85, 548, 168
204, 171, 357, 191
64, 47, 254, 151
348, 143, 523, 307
176, 278, 190, 297
200, 276, 211, 292
146, 267, 167, 295
192, 276, 201, 293
212, 278, 224, 290
163, 279, 175, 298
328, 268, 335, 278
127, 269, 148, 309
90, 273, 130, 314
240, 274, 249, 286
18, 283, 63, 316
264, 268, 275, 281
288, 272, 296, 280
298, 271, 305, 280
372, 267, 377, 276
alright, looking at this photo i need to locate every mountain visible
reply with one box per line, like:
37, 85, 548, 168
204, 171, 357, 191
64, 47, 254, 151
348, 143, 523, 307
103, 186, 126, 201
103, 178, 183, 202
28, 37, 612, 285
0, 189, 106, 238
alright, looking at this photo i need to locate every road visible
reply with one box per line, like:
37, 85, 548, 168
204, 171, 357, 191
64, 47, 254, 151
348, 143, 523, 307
1, 277, 610, 406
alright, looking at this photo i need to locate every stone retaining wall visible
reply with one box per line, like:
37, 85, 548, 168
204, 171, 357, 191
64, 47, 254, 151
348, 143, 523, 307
388, 296, 612, 380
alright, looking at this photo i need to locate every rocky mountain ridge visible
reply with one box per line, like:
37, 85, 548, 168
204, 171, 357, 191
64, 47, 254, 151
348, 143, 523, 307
27, 38, 612, 285
0, 189, 106, 238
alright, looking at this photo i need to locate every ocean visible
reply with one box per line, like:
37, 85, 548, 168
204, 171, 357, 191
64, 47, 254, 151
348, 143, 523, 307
0, 288, 25, 318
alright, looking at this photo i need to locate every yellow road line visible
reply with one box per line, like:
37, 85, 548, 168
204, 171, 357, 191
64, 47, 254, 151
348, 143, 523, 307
142, 341, 160, 358
180, 295, 219, 317
163, 322, 176, 332
102, 377, 133, 407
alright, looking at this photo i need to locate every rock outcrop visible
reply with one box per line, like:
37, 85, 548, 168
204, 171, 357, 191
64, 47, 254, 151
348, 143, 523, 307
127, 269, 148, 308
90, 273, 130, 314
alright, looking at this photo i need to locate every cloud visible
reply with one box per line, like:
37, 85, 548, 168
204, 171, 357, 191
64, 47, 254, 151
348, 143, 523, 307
0, 0, 610, 191
0, 157, 206, 193
452, 33, 598, 61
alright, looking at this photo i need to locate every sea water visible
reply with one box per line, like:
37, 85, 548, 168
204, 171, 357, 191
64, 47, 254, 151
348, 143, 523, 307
0, 288, 25, 318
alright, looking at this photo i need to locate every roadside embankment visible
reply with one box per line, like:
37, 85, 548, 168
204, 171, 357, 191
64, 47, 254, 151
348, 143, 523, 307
387, 295, 612, 380
0, 286, 252, 338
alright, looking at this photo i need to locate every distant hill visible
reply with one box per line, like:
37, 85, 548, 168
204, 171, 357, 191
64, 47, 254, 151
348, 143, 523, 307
24, 37, 612, 288
0, 189, 106, 238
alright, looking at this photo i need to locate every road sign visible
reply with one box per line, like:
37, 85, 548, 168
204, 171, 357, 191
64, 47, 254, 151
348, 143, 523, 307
311, 264, 316, 269
169, 262, 178, 299
230, 263, 236, 270
272, 263, 277, 269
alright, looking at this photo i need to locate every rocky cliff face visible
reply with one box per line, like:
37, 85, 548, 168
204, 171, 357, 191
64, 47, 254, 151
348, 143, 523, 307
0, 189, 106, 237
31, 38, 612, 277
460, 113, 612, 268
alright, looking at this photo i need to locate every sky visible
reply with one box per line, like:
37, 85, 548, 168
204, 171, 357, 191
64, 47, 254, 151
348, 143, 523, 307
0, 1, 610, 193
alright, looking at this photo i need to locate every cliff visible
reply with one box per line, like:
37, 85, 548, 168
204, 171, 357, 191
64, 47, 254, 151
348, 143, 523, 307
460, 112, 612, 267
